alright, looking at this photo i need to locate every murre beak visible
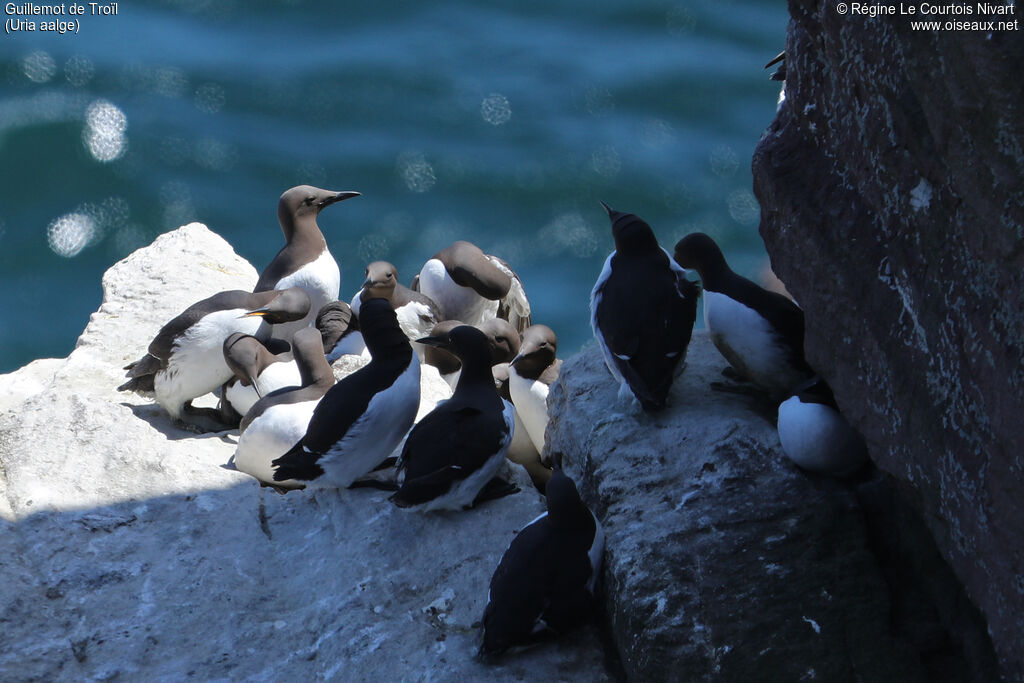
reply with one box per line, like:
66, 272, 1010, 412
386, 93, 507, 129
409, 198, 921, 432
318, 190, 361, 209
415, 334, 448, 349
239, 308, 269, 318
599, 200, 613, 216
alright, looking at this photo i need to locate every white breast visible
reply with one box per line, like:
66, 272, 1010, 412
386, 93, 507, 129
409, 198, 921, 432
232, 399, 320, 489
508, 367, 550, 455
314, 357, 421, 488
418, 258, 498, 327
155, 310, 267, 419
777, 397, 868, 476
273, 249, 341, 339
704, 290, 801, 394
224, 360, 302, 417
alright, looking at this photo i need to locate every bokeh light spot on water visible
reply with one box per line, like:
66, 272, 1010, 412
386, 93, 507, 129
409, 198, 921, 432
194, 82, 226, 114
709, 145, 739, 177
195, 138, 237, 171
396, 151, 437, 194
47, 213, 96, 258
666, 6, 697, 36
357, 233, 391, 266
22, 51, 57, 83
153, 66, 189, 98
638, 118, 676, 150
83, 100, 128, 163
590, 145, 621, 179
64, 56, 94, 88
538, 212, 599, 258
480, 93, 512, 126
160, 181, 197, 229
583, 86, 615, 118
727, 189, 761, 226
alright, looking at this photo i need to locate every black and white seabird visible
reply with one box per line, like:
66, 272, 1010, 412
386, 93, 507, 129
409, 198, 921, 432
231, 327, 336, 490
509, 324, 561, 456
119, 287, 311, 425
478, 466, 604, 660
271, 298, 421, 488
424, 318, 521, 391
254, 185, 360, 339
315, 300, 362, 362
673, 232, 812, 399
389, 325, 518, 512
221, 333, 301, 419
777, 377, 869, 476
415, 240, 531, 335
351, 261, 442, 357
590, 203, 700, 412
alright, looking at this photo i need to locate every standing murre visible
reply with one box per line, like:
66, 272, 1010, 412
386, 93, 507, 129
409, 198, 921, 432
590, 202, 700, 412
254, 185, 360, 339
414, 240, 531, 335
389, 325, 519, 512
508, 324, 561, 456
230, 327, 336, 490
478, 466, 604, 660
271, 298, 420, 489
221, 333, 301, 421
351, 261, 442, 358
118, 287, 310, 427
777, 377, 869, 476
673, 232, 812, 400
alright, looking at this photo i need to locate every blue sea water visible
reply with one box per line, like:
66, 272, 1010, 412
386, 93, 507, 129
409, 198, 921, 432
0, 0, 788, 373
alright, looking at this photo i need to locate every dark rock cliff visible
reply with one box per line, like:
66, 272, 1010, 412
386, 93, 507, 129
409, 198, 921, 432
753, 1, 1023, 679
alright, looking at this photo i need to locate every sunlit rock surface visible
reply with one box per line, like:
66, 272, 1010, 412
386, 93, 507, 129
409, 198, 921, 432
0, 225, 611, 681
753, 2, 1023, 678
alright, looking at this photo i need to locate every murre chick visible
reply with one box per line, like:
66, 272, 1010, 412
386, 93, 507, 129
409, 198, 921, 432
590, 203, 700, 412
119, 287, 310, 426
478, 466, 604, 660
271, 298, 421, 488
231, 327, 335, 490
673, 232, 812, 399
777, 377, 869, 476
254, 185, 360, 339
221, 333, 301, 420
508, 324, 561, 455
414, 240, 531, 335
390, 325, 519, 512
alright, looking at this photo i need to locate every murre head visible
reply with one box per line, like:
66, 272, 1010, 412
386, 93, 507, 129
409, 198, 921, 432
243, 287, 311, 324
544, 466, 591, 530
315, 300, 356, 352
223, 333, 270, 387
360, 261, 399, 302
511, 324, 556, 374
277, 185, 360, 240
478, 318, 521, 365
417, 324, 493, 370
422, 319, 464, 375
673, 232, 728, 283
600, 201, 660, 254
358, 297, 411, 358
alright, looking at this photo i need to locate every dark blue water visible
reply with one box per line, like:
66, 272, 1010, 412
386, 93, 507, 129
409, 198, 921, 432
0, 0, 787, 373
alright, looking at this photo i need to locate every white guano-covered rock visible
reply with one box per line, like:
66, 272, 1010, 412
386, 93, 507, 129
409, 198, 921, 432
0, 224, 611, 681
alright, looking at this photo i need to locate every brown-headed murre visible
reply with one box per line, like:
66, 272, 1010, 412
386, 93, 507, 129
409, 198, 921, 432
423, 318, 521, 391
271, 298, 421, 488
254, 185, 360, 339
221, 332, 301, 421
673, 232, 812, 400
230, 327, 335, 490
389, 325, 519, 511
414, 240, 531, 335
478, 466, 604, 660
777, 376, 869, 476
119, 287, 310, 426
508, 324, 560, 455
350, 261, 443, 359
315, 300, 363, 362
590, 203, 700, 412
